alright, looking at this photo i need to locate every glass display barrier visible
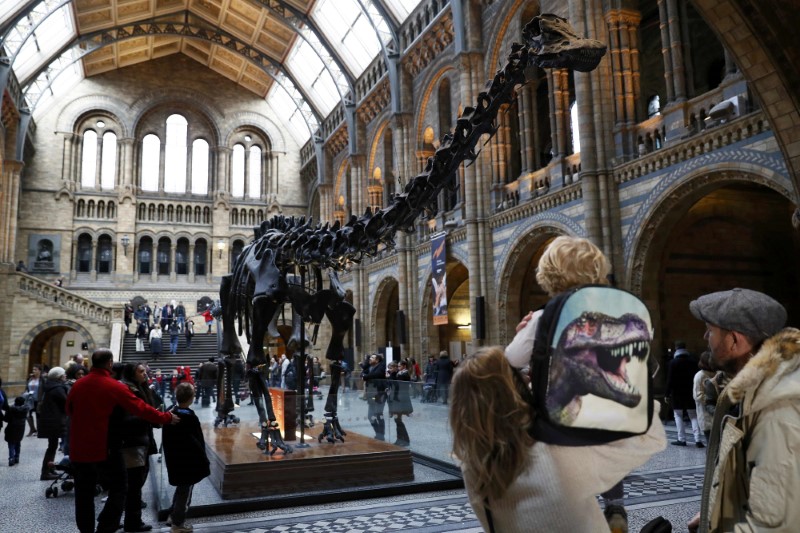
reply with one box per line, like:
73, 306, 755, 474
149, 361, 461, 517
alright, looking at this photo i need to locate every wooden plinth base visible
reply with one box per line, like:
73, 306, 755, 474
203, 422, 414, 499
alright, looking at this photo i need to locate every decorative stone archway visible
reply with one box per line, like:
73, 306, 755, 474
495, 224, 572, 345
371, 276, 400, 351
627, 168, 795, 296
18, 319, 96, 364
627, 169, 798, 378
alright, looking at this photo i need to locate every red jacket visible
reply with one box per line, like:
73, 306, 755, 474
66, 367, 173, 462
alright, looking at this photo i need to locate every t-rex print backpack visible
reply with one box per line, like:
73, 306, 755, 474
530, 285, 654, 445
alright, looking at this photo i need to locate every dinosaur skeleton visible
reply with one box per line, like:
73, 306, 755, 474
217, 14, 606, 453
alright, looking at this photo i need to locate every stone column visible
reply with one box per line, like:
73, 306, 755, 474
606, 9, 642, 160
666, 0, 687, 101
188, 243, 196, 283
61, 133, 76, 183
90, 239, 98, 281
243, 147, 250, 199
215, 146, 231, 195
120, 138, 134, 186
93, 133, 103, 190
70, 240, 78, 280
185, 147, 193, 194
657, 0, 675, 103
158, 142, 166, 192
169, 243, 177, 282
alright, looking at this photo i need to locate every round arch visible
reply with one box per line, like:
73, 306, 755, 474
17, 320, 96, 365
628, 170, 799, 368
626, 167, 795, 293
418, 258, 468, 357
495, 223, 570, 345
414, 65, 458, 148
371, 276, 400, 350
56, 94, 132, 137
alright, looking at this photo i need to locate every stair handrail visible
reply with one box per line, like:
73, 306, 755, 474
15, 271, 114, 324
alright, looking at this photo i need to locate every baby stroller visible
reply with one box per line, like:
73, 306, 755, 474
45, 456, 75, 498
422, 376, 438, 403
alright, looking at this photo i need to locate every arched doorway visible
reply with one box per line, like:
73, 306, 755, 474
635, 181, 800, 376
20, 321, 94, 372
423, 261, 469, 358
372, 277, 400, 352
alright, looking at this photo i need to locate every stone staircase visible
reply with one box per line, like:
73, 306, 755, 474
121, 329, 221, 373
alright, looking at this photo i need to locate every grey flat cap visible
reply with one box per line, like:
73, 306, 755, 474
689, 288, 787, 342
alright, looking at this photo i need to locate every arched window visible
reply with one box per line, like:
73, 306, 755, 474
139, 237, 153, 274
194, 206, 201, 222
203, 207, 210, 224
147, 204, 155, 221
157, 238, 170, 275
191, 139, 209, 195
165, 114, 188, 193
77, 234, 92, 272
167, 205, 174, 222
141, 134, 160, 192
77, 199, 85, 217
108, 202, 116, 219
157, 204, 165, 221
100, 132, 117, 189
176, 206, 183, 222
570, 101, 581, 154
96, 235, 112, 274
231, 210, 239, 225
97, 201, 105, 219
87, 200, 95, 218
137, 203, 145, 220
80, 130, 98, 188
176, 238, 189, 275
248, 146, 262, 198
231, 144, 245, 198
195, 240, 207, 276
231, 240, 244, 270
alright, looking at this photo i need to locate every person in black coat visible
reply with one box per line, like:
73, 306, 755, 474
114, 363, 159, 532
387, 360, 413, 447
362, 354, 387, 441
38, 367, 69, 480
163, 383, 210, 533
435, 351, 457, 404
665, 341, 703, 447
5, 396, 28, 466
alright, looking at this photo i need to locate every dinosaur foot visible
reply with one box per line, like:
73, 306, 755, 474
214, 414, 241, 428
317, 414, 345, 443
267, 425, 293, 456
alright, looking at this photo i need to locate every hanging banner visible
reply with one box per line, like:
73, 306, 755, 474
431, 232, 448, 325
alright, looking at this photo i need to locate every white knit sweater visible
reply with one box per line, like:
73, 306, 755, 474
462, 407, 666, 533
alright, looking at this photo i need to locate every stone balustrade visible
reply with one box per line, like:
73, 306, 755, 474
16, 272, 114, 324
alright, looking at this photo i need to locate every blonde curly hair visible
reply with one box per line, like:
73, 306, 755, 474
535, 236, 610, 296
450, 347, 534, 501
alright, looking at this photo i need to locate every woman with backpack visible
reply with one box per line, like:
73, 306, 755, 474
450, 347, 665, 533
504, 236, 657, 531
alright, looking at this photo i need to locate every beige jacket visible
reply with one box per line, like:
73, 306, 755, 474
699, 328, 800, 533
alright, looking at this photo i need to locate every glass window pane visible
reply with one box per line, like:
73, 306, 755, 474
165, 114, 188, 193
12, 5, 76, 82
383, 0, 423, 22
191, 139, 209, 195
571, 102, 581, 154
231, 144, 245, 198
266, 82, 313, 145
81, 130, 97, 188
286, 39, 340, 116
141, 134, 160, 192
100, 132, 117, 190
248, 146, 262, 199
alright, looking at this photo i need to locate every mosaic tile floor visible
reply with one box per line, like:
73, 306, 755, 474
1, 404, 705, 533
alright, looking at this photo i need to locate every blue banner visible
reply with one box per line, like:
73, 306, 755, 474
431, 232, 448, 325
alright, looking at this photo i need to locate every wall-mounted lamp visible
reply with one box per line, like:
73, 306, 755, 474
457, 323, 471, 330
217, 239, 226, 259
121, 235, 130, 256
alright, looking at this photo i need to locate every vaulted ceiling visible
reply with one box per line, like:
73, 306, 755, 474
0, 0, 415, 143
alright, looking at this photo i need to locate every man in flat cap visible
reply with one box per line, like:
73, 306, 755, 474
687, 288, 800, 533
